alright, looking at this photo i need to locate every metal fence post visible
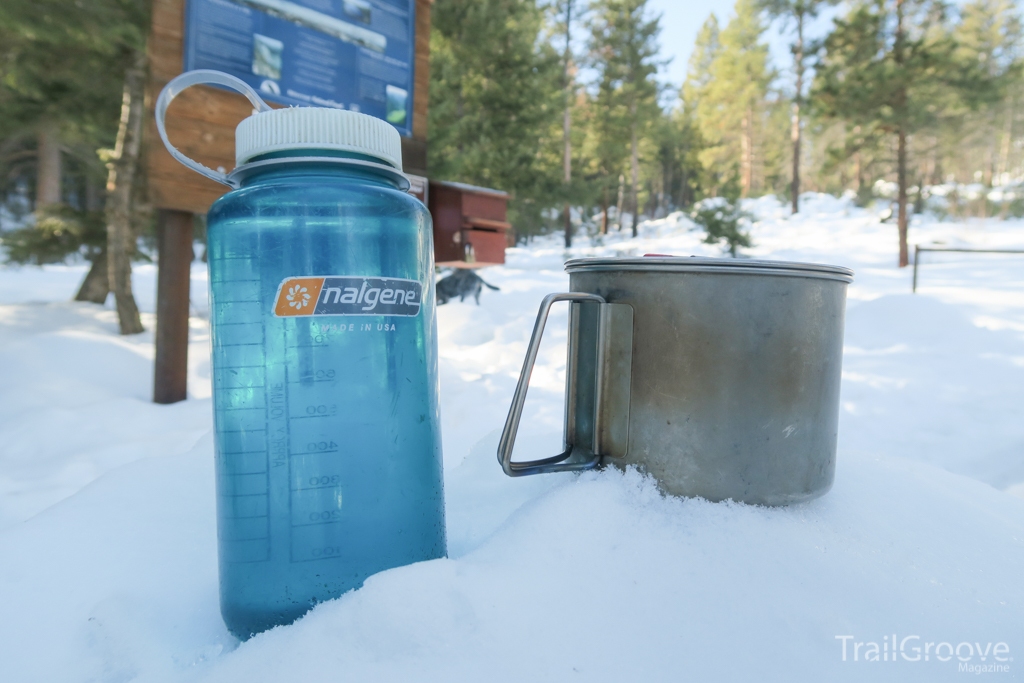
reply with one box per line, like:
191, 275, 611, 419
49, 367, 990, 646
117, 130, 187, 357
908, 246, 1024, 294
912, 244, 920, 293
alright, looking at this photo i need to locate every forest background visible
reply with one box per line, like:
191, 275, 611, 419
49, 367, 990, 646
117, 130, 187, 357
1, 0, 1022, 324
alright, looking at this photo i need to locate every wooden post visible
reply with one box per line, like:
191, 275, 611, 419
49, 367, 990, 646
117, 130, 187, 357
154, 209, 194, 404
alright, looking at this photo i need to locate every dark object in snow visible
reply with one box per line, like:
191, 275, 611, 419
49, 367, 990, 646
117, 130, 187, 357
436, 269, 500, 305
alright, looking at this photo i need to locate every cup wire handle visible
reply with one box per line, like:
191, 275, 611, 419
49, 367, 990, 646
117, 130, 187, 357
155, 70, 274, 188
498, 292, 607, 476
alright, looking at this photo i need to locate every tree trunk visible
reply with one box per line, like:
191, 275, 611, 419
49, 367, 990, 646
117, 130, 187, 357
855, 150, 864, 194
741, 109, 752, 198
664, 156, 673, 213
600, 185, 609, 235
74, 175, 108, 302
562, 104, 571, 246
895, 0, 909, 268
106, 48, 147, 335
85, 174, 102, 211
983, 144, 994, 188
455, 91, 464, 157
790, 107, 801, 212
790, 14, 804, 214
999, 105, 1013, 219
630, 123, 640, 238
35, 122, 62, 210
897, 127, 909, 268
563, 202, 572, 247
562, 0, 573, 249
74, 249, 110, 303
680, 161, 689, 208
998, 97, 1013, 180
615, 173, 625, 231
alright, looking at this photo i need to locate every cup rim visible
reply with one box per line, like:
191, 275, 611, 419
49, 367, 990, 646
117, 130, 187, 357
563, 256, 854, 283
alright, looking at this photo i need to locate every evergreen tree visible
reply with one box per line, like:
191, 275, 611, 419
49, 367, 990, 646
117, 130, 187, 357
760, 0, 838, 213
585, 66, 622, 233
690, 198, 753, 256
821, 121, 887, 200
646, 108, 697, 213
693, 1, 775, 199
682, 15, 721, 109
428, 0, 563, 238
0, 0, 149, 331
585, 33, 630, 234
0, 2, 104, 208
813, 0, 975, 267
670, 109, 706, 207
681, 15, 726, 197
948, 0, 1022, 189
553, 0, 579, 247
587, 0, 663, 237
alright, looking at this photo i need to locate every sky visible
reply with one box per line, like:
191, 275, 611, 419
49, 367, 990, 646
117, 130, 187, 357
647, 0, 722, 87
647, 0, 841, 98
648, 0, 1011, 100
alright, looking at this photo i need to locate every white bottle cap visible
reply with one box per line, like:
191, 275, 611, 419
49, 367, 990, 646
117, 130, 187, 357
235, 106, 403, 170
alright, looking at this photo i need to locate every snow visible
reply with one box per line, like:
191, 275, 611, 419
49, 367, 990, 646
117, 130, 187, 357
1, 193, 1023, 681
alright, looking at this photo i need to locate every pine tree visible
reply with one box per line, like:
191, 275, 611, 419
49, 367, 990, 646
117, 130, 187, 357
949, 0, 1022, 189
428, 0, 563, 237
682, 15, 720, 109
585, 31, 629, 234
761, 0, 838, 213
581, 66, 626, 233
813, 0, 975, 267
690, 198, 753, 256
0, 0, 149, 331
587, 0, 663, 237
681, 15, 726, 197
554, 0, 579, 247
693, 1, 775, 199
0, 1, 119, 219
671, 109, 706, 207
647, 111, 685, 213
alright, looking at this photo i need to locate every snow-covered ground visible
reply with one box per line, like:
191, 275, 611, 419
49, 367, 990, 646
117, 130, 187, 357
1, 193, 1022, 682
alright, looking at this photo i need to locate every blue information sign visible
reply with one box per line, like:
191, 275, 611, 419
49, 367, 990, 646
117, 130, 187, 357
184, 0, 416, 137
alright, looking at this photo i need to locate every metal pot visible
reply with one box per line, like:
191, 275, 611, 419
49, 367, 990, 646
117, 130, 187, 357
498, 256, 853, 506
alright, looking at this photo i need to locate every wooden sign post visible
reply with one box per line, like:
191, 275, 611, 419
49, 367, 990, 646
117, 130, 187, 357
153, 209, 193, 404
145, 0, 432, 403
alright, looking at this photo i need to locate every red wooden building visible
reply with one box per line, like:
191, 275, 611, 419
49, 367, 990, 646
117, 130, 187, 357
428, 180, 511, 268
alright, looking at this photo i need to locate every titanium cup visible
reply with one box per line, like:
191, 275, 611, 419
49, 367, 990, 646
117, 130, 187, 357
498, 257, 853, 506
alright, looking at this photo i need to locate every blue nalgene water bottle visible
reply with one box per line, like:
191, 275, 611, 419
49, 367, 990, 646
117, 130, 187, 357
156, 71, 445, 638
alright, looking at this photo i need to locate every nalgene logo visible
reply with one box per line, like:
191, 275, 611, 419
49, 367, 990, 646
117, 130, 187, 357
273, 276, 422, 317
